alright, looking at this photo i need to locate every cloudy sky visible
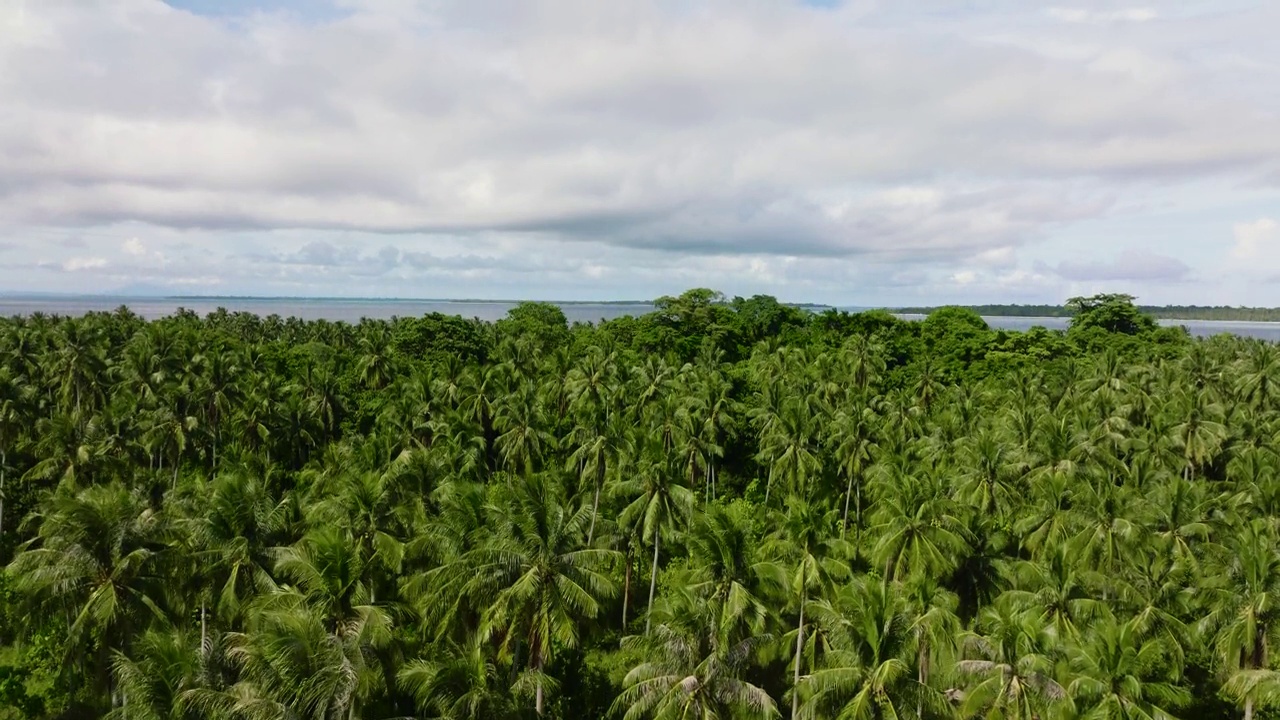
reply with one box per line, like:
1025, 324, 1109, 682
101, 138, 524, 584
2, 0, 1278, 305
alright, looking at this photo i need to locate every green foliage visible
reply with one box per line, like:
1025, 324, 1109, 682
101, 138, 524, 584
1067, 293, 1160, 336
2, 289, 1274, 720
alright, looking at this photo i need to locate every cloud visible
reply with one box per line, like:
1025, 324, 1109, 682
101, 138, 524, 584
1046, 7, 1158, 24
0, 1, 1276, 304
123, 237, 146, 256
62, 256, 108, 272
1232, 217, 1277, 260
1225, 217, 1280, 284
1051, 248, 1190, 281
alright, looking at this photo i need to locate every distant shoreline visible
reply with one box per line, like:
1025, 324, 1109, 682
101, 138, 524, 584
894, 304, 1280, 323
2, 294, 1276, 323
0, 293, 835, 310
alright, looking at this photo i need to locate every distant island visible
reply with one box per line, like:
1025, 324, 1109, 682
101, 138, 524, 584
893, 304, 1280, 322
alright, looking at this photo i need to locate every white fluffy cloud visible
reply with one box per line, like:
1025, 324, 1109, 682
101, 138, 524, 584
1232, 218, 1277, 261
0, 0, 1277, 303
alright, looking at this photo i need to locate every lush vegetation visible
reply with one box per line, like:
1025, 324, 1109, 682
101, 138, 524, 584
897, 296, 1280, 322
0, 288, 1277, 719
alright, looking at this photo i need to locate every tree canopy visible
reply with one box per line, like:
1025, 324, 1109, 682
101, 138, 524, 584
0, 290, 1275, 719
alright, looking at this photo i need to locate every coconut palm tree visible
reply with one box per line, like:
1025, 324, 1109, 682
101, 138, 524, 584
1065, 615, 1189, 720
762, 496, 851, 718
6, 483, 168, 711
613, 585, 778, 720
615, 438, 696, 635
798, 578, 947, 720
955, 594, 1065, 720
1201, 519, 1280, 720
459, 472, 619, 714
398, 634, 517, 720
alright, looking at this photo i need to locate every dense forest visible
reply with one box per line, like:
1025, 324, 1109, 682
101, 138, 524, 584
0, 288, 1278, 719
896, 296, 1280, 322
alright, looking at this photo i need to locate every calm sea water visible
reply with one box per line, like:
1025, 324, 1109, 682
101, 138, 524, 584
895, 314, 1280, 341
1, 298, 1277, 341
0, 297, 656, 324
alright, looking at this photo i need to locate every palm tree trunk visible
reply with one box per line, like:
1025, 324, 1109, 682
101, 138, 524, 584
588, 461, 604, 544
622, 547, 632, 627
917, 642, 928, 720
646, 531, 661, 635
0, 449, 6, 539
792, 590, 805, 719
536, 652, 545, 715
855, 478, 863, 546
1246, 698, 1254, 720
842, 471, 854, 538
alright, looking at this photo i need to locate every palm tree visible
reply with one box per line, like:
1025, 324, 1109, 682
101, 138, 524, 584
1006, 542, 1104, 643
868, 466, 969, 582
1168, 391, 1228, 480
1236, 342, 1280, 411
613, 586, 778, 720
565, 410, 628, 544
903, 575, 960, 720
1201, 519, 1280, 720
6, 483, 167, 710
955, 594, 1065, 720
683, 504, 779, 643
494, 380, 554, 477
398, 634, 516, 720
762, 496, 851, 718
798, 578, 947, 720
0, 365, 24, 539
233, 526, 395, 719
828, 402, 877, 540
954, 429, 1026, 523
108, 627, 205, 720
616, 439, 696, 635
188, 591, 391, 720
1065, 615, 1189, 720
756, 400, 821, 505
459, 472, 619, 715
187, 471, 285, 641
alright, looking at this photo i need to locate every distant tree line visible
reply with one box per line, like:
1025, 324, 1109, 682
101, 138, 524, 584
896, 298, 1280, 322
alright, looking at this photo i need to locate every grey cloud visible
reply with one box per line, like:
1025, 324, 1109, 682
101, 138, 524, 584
1049, 249, 1191, 281
2, 0, 1278, 267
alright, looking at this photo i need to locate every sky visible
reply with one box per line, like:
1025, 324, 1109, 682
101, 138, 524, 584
1, 0, 1278, 305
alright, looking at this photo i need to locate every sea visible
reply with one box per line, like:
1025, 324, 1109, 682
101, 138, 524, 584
1, 297, 1279, 342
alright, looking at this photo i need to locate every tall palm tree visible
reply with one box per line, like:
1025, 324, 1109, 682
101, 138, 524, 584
762, 496, 851, 718
798, 578, 947, 720
0, 365, 24, 539
756, 400, 821, 505
613, 586, 778, 720
828, 402, 877, 540
398, 634, 516, 720
1065, 615, 1189, 720
868, 467, 969, 582
955, 595, 1065, 720
108, 627, 205, 720
460, 473, 619, 714
683, 504, 779, 643
616, 439, 696, 635
1201, 519, 1280, 720
6, 483, 167, 710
